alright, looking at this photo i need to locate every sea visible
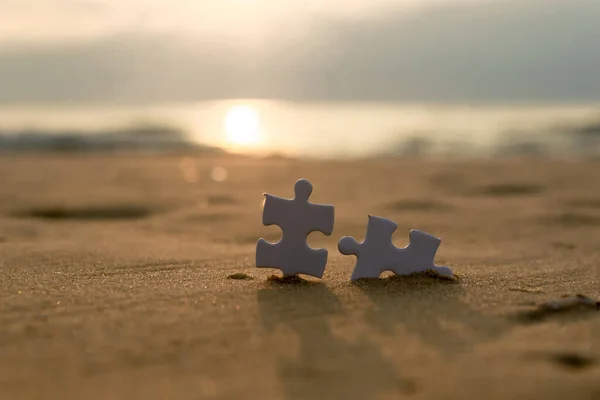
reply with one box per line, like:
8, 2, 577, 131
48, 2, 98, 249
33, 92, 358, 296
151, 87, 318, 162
1, 100, 599, 158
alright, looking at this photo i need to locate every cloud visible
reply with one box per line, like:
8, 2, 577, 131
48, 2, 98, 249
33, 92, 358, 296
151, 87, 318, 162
1, 0, 599, 102
284, 0, 600, 101
0, 0, 125, 46
0, 0, 411, 46
0, 0, 488, 47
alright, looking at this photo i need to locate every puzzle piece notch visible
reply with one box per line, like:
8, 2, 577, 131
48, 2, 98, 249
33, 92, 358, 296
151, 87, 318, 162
338, 215, 453, 281
257, 179, 335, 278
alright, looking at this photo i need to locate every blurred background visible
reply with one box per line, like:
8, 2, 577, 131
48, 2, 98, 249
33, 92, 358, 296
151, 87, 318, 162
1, 0, 600, 158
2, 5, 600, 398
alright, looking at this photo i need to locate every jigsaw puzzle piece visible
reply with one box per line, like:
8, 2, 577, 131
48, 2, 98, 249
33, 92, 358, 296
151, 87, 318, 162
306, 202, 335, 236
338, 236, 361, 256
261, 179, 334, 235
261, 194, 288, 228
292, 178, 313, 202
256, 232, 329, 278
256, 179, 335, 278
280, 245, 328, 277
290, 179, 334, 236
339, 215, 453, 281
402, 230, 453, 277
339, 216, 399, 280
395, 230, 439, 274
256, 238, 279, 268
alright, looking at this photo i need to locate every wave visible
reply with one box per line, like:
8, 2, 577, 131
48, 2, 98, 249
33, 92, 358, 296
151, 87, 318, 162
383, 115, 600, 158
0, 123, 224, 154
3, 114, 600, 158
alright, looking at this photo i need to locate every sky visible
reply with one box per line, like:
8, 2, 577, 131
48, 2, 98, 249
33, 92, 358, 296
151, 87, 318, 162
1, 0, 599, 103
0, 0, 440, 46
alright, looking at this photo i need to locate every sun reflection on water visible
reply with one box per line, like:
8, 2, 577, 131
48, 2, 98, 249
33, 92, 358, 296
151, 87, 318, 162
224, 105, 264, 147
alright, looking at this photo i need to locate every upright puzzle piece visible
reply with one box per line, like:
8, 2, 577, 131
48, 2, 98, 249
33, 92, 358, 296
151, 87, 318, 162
256, 179, 334, 278
338, 215, 453, 281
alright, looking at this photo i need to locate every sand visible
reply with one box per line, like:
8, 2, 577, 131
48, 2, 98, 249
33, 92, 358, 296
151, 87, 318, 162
0, 153, 599, 399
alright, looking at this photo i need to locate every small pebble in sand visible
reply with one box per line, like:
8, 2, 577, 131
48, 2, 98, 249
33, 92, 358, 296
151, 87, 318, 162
227, 273, 253, 280
549, 352, 597, 370
541, 294, 599, 311
520, 294, 599, 321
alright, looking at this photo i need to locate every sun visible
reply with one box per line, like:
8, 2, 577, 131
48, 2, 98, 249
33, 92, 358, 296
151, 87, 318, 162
224, 106, 263, 146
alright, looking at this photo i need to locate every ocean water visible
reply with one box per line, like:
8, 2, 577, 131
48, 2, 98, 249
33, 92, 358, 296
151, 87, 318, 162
0, 100, 599, 157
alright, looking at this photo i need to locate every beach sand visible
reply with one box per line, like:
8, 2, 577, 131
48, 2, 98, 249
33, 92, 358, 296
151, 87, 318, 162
0, 154, 598, 399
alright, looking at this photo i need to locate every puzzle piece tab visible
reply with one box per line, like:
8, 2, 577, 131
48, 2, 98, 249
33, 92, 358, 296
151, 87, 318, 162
256, 179, 334, 278
338, 215, 453, 281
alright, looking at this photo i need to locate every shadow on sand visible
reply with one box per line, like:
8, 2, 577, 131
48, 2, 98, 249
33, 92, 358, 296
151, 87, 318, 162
257, 273, 526, 399
257, 279, 413, 399
355, 274, 511, 358
11, 204, 154, 221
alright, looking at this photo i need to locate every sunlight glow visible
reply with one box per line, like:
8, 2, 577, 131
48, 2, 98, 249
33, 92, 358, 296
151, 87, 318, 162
224, 106, 263, 146
0, 1, 478, 45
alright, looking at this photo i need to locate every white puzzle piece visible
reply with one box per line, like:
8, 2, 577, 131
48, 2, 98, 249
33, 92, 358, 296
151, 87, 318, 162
338, 215, 453, 281
256, 179, 335, 278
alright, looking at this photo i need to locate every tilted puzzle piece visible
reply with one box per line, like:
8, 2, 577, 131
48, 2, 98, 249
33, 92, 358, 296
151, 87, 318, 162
256, 179, 334, 278
338, 215, 453, 281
